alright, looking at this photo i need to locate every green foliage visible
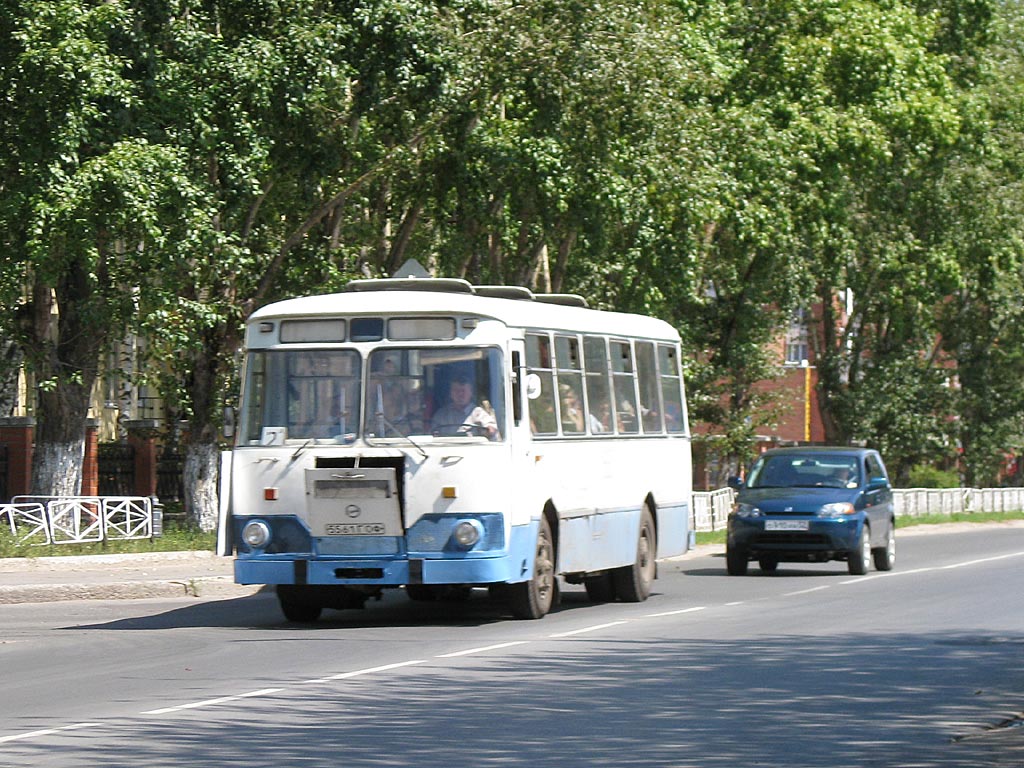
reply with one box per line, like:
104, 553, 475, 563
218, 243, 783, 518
4, 0, 1024, 503
906, 463, 961, 488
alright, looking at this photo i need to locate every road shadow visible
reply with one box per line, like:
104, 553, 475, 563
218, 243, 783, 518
6, 627, 1023, 767
62, 582, 615, 632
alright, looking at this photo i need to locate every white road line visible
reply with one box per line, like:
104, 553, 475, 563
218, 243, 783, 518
784, 585, 831, 596
549, 621, 628, 638
0, 723, 100, 745
644, 606, 707, 618
142, 688, 284, 716
306, 659, 427, 684
940, 551, 1024, 569
437, 641, 530, 658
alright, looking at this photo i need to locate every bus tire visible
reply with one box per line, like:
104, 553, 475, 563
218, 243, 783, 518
509, 516, 556, 619
612, 505, 657, 602
277, 586, 323, 623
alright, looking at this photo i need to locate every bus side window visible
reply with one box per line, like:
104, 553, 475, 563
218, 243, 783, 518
555, 334, 585, 435
583, 335, 612, 434
636, 341, 663, 433
659, 344, 686, 433
527, 333, 557, 435
611, 340, 639, 434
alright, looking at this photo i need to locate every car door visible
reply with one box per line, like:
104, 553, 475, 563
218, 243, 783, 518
863, 452, 893, 544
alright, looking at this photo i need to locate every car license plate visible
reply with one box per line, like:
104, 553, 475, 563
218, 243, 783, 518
324, 523, 386, 536
765, 520, 809, 531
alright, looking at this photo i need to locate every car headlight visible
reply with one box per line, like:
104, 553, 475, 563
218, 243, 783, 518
242, 519, 272, 548
452, 519, 484, 548
819, 502, 855, 518
732, 503, 763, 519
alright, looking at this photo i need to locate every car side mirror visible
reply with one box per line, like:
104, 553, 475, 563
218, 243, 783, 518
222, 406, 236, 439
727, 475, 744, 490
867, 476, 889, 490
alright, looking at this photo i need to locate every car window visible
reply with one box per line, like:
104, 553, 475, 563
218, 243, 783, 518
748, 454, 861, 489
865, 454, 887, 483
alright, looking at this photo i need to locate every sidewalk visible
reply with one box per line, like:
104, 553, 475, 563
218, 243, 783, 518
0, 550, 263, 604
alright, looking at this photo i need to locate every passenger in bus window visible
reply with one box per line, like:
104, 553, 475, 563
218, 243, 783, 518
560, 384, 603, 434
430, 373, 499, 439
559, 384, 585, 433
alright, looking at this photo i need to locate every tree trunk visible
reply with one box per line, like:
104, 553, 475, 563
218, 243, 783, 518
31, 383, 91, 495
183, 440, 220, 532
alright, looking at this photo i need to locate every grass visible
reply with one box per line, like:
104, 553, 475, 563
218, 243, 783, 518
692, 509, 1024, 548
0, 521, 217, 559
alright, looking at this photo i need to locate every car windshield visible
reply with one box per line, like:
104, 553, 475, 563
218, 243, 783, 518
746, 454, 860, 489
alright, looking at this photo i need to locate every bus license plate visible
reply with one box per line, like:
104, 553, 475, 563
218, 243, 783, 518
765, 520, 809, 531
324, 523, 387, 536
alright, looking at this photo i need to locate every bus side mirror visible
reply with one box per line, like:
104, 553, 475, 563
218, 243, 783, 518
223, 406, 236, 439
525, 373, 543, 400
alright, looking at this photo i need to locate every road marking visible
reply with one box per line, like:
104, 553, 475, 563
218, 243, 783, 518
784, 585, 831, 596
549, 621, 628, 637
142, 688, 284, 716
437, 641, 530, 658
644, 606, 706, 618
940, 551, 1024, 569
306, 659, 427, 684
0, 723, 100, 744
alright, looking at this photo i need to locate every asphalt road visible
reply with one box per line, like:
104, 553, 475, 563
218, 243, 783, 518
0, 524, 1022, 767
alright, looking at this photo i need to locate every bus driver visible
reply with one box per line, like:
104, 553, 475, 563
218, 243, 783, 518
430, 373, 499, 439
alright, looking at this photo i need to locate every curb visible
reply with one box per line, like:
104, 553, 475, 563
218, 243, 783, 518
0, 578, 264, 605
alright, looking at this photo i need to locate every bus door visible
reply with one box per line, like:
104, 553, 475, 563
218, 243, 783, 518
510, 340, 546, 524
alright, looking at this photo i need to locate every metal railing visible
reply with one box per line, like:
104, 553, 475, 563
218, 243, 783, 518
691, 486, 1024, 533
1, 495, 163, 545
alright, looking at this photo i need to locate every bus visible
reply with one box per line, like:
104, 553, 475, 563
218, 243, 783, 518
218, 271, 692, 621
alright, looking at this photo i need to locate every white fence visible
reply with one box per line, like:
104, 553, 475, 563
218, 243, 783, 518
1, 496, 162, 545
691, 487, 1024, 532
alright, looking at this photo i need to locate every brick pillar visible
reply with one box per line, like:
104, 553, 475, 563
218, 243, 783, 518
0, 417, 35, 500
81, 419, 99, 496
125, 419, 159, 497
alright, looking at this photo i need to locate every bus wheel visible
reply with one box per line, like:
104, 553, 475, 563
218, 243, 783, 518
405, 584, 437, 602
612, 505, 656, 602
509, 516, 556, 619
277, 586, 323, 623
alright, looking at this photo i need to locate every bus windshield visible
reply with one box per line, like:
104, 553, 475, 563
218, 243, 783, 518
365, 347, 505, 442
238, 346, 506, 445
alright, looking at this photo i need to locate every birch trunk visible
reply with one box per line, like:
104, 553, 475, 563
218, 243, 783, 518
183, 441, 220, 532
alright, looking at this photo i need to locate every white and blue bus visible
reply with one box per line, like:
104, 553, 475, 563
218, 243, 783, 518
219, 272, 692, 621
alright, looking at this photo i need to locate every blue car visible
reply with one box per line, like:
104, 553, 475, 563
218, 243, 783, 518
726, 447, 896, 576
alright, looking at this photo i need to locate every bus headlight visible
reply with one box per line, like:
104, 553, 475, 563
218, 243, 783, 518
452, 519, 484, 548
242, 520, 272, 548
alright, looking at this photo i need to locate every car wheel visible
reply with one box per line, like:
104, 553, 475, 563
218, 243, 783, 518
612, 506, 658, 602
277, 586, 323, 622
508, 516, 556, 619
758, 557, 779, 574
726, 545, 749, 576
848, 525, 872, 575
872, 522, 896, 571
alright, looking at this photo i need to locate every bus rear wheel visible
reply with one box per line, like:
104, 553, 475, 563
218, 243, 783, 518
612, 505, 657, 602
509, 516, 556, 619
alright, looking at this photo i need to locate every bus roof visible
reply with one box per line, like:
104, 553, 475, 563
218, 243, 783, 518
250, 280, 680, 341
